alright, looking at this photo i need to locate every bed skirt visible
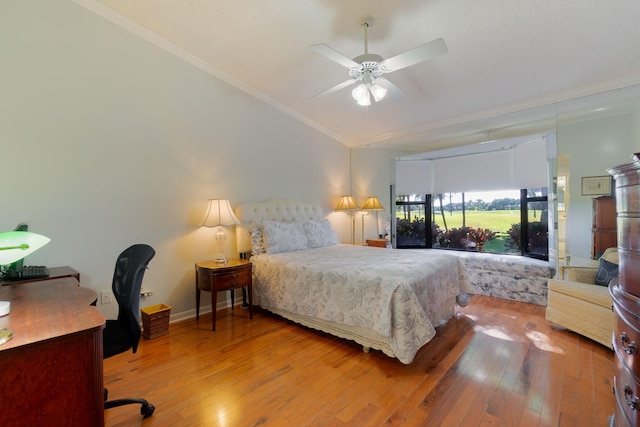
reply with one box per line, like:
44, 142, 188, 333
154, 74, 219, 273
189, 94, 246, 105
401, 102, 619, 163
261, 295, 460, 361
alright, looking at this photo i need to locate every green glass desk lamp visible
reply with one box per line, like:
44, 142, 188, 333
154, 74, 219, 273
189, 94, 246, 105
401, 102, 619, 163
0, 231, 50, 344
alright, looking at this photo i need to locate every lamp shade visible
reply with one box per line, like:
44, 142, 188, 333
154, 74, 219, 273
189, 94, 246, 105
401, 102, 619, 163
352, 84, 371, 106
362, 197, 384, 211
351, 70, 386, 106
335, 195, 359, 211
369, 85, 387, 103
352, 84, 367, 101
199, 199, 240, 227
0, 231, 51, 265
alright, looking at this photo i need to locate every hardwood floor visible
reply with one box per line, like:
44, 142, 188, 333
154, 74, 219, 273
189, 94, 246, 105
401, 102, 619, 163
104, 296, 615, 426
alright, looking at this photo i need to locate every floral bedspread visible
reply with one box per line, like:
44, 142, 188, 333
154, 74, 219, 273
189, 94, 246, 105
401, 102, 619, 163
251, 244, 473, 363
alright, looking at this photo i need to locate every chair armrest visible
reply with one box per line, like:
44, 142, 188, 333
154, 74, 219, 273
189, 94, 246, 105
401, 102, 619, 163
559, 266, 598, 284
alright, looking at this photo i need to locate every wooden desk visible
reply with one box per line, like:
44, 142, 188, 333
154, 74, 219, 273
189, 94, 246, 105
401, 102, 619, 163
0, 278, 105, 426
1, 265, 80, 286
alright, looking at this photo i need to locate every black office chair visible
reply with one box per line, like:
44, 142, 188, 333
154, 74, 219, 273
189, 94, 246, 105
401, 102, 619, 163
103, 244, 156, 419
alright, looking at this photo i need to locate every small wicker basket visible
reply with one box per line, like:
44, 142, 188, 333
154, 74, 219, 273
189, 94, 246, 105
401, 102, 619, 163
140, 304, 171, 339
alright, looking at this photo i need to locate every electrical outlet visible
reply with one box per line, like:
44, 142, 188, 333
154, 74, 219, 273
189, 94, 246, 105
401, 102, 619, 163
100, 290, 112, 304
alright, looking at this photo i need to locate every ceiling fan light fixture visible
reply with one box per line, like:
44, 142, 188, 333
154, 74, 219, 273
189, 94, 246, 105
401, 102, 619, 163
357, 90, 371, 106
311, 24, 447, 106
352, 83, 371, 106
370, 84, 387, 102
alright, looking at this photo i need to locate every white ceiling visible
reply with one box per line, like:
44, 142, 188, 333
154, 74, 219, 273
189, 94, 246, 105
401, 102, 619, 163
79, 0, 640, 152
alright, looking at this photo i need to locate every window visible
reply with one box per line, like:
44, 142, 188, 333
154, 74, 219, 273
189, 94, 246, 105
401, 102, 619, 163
395, 188, 548, 259
519, 188, 549, 260
395, 194, 430, 248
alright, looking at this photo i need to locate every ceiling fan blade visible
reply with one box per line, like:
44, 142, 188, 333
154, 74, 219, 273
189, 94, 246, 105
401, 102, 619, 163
310, 44, 359, 69
380, 38, 448, 73
375, 77, 404, 101
311, 79, 357, 99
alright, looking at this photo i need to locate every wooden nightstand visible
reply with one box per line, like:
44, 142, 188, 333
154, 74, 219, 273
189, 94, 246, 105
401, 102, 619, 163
195, 258, 253, 331
366, 238, 388, 248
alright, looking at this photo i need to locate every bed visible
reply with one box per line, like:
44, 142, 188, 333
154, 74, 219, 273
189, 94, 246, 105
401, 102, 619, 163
235, 200, 473, 364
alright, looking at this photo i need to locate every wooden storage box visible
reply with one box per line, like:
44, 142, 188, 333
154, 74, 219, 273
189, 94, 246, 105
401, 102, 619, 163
141, 303, 171, 339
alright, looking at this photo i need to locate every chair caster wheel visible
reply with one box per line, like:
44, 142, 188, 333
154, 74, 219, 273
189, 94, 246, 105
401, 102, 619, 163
141, 403, 155, 419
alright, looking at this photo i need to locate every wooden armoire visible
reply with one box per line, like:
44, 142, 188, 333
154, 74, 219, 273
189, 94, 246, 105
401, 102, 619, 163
592, 196, 617, 259
608, 154, 640, 427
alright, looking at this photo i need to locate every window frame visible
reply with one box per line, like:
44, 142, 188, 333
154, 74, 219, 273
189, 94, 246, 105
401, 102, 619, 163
395, 189, 549, 260
394, 195, 431, 249
520, 188, 549, 260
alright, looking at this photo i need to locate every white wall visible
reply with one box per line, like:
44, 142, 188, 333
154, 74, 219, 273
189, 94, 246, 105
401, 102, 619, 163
632, 106, 640, 151
1, 1, 349, 320
350, 148, 389, 243
554, 114, 633, 259
351, 147, 419, 243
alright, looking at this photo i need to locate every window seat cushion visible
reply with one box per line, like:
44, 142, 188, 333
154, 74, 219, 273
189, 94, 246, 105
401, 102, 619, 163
431, 249, 552, 306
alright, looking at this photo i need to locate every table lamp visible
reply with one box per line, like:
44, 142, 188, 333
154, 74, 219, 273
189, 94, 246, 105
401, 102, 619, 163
200, 199, 240, 264
362, 197, 385, 241
335, 195, 359, 244
0, 231, 50, 266
0, 230, 51, 344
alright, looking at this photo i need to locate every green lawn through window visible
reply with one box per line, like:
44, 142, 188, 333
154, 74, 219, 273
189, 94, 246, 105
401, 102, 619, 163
431, 209, 521, 232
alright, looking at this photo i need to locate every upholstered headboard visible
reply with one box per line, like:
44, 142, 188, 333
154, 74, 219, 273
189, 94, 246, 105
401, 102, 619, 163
234, 199, 325, 254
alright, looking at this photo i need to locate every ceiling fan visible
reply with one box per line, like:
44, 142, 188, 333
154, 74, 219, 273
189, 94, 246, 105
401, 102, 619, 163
311, 22, 448, 106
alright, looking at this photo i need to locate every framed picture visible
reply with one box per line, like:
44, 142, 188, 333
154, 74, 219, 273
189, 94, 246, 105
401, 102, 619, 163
581, 176, 612, 196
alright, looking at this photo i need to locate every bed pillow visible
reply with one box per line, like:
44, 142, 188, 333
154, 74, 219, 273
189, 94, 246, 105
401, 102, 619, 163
595, 258, 618, 286
249, 225, 266, 256
302, 219, 339, 248
262, 220, 308, 254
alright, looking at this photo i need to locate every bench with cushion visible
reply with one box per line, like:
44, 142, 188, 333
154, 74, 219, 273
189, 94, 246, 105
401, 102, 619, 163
432, 249, 552, 306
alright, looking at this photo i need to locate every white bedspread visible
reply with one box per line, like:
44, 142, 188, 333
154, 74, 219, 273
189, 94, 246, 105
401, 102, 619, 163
251, 244, 473, 363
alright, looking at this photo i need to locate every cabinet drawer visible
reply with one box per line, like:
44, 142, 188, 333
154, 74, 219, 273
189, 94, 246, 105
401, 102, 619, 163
617, 182, 640, 213
614, 360, 640, 427
618, 249, 640, 296
618, 218, 640, 252
212, 267, 251, 290
614, 302, 640, 377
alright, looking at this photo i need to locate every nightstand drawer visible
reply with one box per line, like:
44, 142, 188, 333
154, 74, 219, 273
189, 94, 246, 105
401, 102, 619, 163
212, 267, 252, 290
366, 239, 387, 248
